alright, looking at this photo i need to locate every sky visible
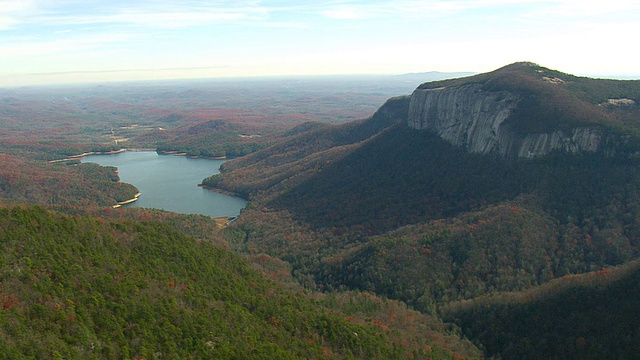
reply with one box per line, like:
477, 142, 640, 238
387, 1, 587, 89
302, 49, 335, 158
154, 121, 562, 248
1, 0, 639, 86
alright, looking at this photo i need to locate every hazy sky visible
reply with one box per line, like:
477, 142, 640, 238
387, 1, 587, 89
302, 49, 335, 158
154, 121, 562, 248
1, 0, 638, 86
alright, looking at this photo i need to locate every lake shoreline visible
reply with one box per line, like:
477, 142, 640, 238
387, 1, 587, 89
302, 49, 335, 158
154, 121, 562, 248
198, 184, 245, 199
81, 151, 246, 218
157, 150, 227, 160
112, 192, 141, 208
49, 148, 126, 163
53, 148, 230, 163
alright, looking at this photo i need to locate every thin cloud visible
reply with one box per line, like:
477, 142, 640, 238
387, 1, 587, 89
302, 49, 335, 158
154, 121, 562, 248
0, 0, 38, 30
1, 33, 143, 57
314, 1, 489, 21
320, 6, 368, 19
1, 1, 270, 30
23, 66, 230, 76
44, 10, 253, 29
315, 0, 640, 20
0, 16, 20, 30
257, 21, 312, 29
6, 0, 640, 31
544, 0, 640, 16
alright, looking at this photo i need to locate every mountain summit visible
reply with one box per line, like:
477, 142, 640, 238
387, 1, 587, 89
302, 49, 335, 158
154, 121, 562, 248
408, 62, 640, 158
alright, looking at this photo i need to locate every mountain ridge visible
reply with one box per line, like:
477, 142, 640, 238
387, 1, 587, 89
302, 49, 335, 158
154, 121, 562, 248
204, 62, 640, 357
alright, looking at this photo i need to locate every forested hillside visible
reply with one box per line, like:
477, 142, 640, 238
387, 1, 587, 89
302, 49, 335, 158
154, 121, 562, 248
0, 204, 481, 359
202, 95, 409, 199
206, 63, 640, 357
0, 155, 138, 207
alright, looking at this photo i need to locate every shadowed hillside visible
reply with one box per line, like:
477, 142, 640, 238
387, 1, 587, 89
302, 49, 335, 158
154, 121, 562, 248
443, 260, 640, 359
205, 63, 640, 357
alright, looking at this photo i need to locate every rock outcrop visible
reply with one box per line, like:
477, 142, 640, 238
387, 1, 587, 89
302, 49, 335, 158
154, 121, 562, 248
407, 84, 603, 158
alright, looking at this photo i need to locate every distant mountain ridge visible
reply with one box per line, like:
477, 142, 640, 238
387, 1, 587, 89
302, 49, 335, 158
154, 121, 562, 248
398, 71, 475, 80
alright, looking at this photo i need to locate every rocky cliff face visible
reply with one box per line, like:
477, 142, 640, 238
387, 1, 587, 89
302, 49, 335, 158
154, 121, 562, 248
407, 84, 603, 158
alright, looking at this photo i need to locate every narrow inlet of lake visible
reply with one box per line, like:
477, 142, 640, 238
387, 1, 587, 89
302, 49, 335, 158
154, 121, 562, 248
82, 151, 246, 218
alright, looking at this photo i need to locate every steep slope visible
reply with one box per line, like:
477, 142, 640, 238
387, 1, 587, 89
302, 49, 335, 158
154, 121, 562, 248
269, 124, 525, 233
202, 95, 408, 199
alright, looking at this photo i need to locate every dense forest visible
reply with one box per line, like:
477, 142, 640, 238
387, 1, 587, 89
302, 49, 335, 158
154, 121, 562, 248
2, 204, 459, 359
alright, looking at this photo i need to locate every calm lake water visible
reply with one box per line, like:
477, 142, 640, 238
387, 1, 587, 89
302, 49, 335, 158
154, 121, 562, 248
82, 151, 246, 217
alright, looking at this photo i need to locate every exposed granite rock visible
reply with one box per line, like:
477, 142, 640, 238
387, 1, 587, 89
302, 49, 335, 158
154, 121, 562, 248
513, 128, 602, 158
408, 84, 603, 158
602, 98, 636, 109
408, 84, 518, 155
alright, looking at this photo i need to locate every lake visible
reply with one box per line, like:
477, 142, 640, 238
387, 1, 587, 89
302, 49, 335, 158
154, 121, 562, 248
82, 151, 246, 218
